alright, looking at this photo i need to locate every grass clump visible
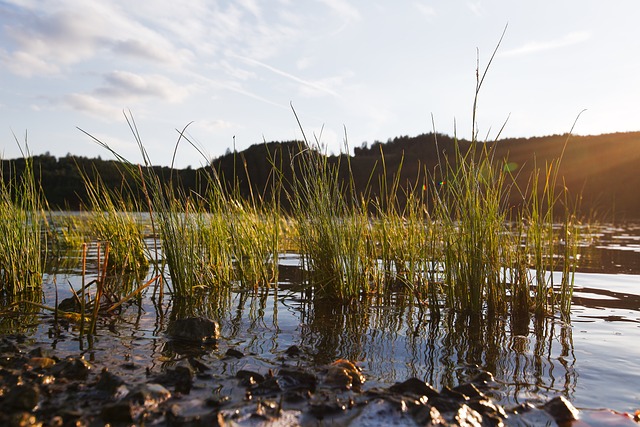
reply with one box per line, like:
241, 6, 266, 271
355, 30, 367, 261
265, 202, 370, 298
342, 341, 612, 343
81, 169, 149, 277
287, 126, 371, 301
0, 148, 46, 296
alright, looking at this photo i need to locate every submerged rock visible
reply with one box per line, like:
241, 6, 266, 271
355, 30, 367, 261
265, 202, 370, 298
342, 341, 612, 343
543, 395, 580, 424
128, 383, 172, 407
2, 384, 39, 411
323, 359, 365, 391
49, 356, 91, 380
389, 377, 439, 399
166, 317, 220, 344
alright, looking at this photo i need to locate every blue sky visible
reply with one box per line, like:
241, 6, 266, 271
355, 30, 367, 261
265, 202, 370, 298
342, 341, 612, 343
1, 1, 638, 168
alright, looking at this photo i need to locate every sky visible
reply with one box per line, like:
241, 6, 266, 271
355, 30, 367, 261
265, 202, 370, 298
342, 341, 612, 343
1, 1, 639, 168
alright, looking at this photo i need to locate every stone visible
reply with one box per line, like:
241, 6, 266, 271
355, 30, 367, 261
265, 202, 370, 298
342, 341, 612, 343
101, 401, 133, 424
128, 383, 172, 407
225, 348, 244, 359
389, 377, 440, 399
166, 317, 219, 343
324, 359, 365, 391
542, 395, 580, 424
50, 356, 91, 380
2, 384, 39, 411
95, 368, 125, 394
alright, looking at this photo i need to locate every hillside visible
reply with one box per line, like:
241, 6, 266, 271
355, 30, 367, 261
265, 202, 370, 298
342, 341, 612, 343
2, 131, 640, 220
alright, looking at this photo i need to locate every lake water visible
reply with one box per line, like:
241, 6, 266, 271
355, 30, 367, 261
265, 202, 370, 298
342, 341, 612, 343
5, 221, 640, 416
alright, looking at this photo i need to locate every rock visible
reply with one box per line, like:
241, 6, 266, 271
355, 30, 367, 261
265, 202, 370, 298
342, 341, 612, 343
324, 359, 365, 391
6, 411, 40, 427
225, 348, 244, 359
128, 383, 172, 407
156, 362, 194, 395
27, 357, 56, 370
284, 345, 301, 357
101, 401, 133, 424
57, 297, 80, 313
167, 401, 219, 426
470, 371, 497, 389
412, 404, 446, 425
453, 383, 486, 400
236, 369, 265, 387
50, 356, 91, 380
166, 317, 219, 343
278, 368, 317, 393
453, 404, 484, 427
95, 368, 125, 394
389, 377, 439, 399
543, 395, 580, 424
2, 384, 39, 411
309, 390, 352, 419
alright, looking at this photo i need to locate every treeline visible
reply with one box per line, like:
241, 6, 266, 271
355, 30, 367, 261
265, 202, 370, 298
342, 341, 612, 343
2, 131, 640, 219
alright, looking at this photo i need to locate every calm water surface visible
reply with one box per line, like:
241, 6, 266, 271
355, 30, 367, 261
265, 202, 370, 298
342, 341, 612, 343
6, 221, 640, 414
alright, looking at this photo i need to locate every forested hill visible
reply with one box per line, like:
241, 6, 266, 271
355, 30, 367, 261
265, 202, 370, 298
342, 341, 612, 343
2, 131, 640, 219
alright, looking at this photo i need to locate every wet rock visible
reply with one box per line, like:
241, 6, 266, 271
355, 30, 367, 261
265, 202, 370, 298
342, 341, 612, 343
0, 338, 21, 354
412, 404, 446, 425
2, 384, 39, 411
453, 404, 484, 427
236, 369, 265, 387
95, 368, 125, 395
27, 347, 51, 359
6, 411, 40, 427
101, 401, 134, 424
278, 368, 317, 393
187, 357, 211, 373
284, 345, 301, 357
27, 357, 56, 370
441, 385, 469, 401
324, 359, 365, 391
389, 377, 439, 399
166, 317, 220, 344
155, 361, 195, 395
468, 398, 508, 421
57, 296, 81, 312
225, 348, 244, 359
453, 382, 486, 400
50, 356, 91, 380
205, 395, 230, 408
128, 383, 172, 407
309, 390, 352, 419
470, 371, 497, 389
253, 376, 282, 396
167, 401, 219, 426
543, 395, 580, 424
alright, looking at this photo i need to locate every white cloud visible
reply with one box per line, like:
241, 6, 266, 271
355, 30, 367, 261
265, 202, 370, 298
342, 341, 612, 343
317, 0, 361, 22
96, 71, 189, 103
414, 2, 436, 19
500, 32, 591, 57
199, 119, 235, 132
64, 93, 122, 121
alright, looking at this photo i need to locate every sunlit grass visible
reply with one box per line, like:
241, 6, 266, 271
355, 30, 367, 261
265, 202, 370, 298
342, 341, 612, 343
81, 169, 149, 276
0, 147, 46, 297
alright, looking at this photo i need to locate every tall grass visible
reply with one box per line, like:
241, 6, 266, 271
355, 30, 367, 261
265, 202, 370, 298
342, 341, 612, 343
287, 119, 371, 301
81, 168, 149, 277
0, 146, 46, 296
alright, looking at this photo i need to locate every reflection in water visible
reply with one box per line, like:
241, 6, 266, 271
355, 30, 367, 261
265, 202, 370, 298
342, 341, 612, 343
290, 284, 579, 406
12, 222, 639, 413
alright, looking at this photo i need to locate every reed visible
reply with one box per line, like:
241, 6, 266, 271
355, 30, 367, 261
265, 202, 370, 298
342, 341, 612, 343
81, 169, 149, 276
287, 119, 370, 301
0, 147, 46, 296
